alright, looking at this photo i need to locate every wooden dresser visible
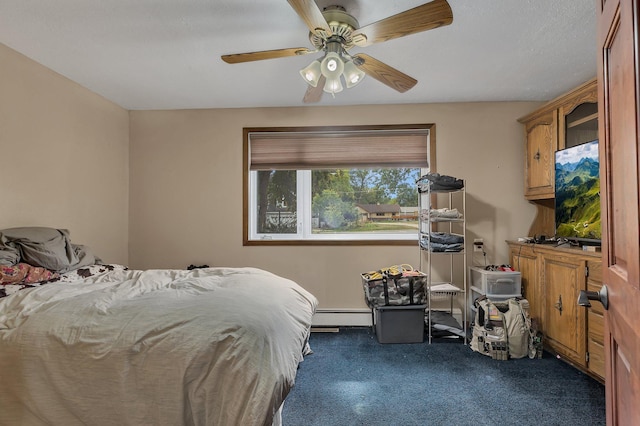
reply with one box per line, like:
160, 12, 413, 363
507, 241, 604, 382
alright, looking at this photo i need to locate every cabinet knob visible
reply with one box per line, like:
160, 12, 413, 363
578, 285, 609, 310
534, 149, 541, 161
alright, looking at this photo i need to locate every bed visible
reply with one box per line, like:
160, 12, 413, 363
0, 228, 318, 426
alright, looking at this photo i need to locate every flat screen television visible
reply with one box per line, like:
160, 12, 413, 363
554, 140, 601, 245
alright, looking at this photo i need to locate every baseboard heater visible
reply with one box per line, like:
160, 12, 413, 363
312, 308, 372, 327
312, 308, 464, 328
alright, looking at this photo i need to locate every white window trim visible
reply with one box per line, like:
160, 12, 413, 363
249, 170, 422, 242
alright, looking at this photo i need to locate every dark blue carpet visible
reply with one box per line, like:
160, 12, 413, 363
282, 327, 605, 426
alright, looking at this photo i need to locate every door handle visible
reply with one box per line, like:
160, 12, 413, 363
577, 285, 609, 310
554, 294, 563, 315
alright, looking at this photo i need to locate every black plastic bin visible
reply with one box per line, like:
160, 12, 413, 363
374, 304, 427, 344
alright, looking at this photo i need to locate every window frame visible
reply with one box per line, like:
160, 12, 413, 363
243, 124, 436, 246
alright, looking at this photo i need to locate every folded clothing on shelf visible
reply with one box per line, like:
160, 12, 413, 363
420, 208, 462, 220
417, 173, 464, 192
420, 232, 464, 252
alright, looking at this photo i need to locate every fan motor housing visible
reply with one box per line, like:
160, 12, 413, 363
309, 6, 359, 50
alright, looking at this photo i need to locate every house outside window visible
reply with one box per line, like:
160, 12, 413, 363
244, 125, 434, 245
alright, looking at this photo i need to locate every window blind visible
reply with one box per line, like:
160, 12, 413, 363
248, 128, 430, 170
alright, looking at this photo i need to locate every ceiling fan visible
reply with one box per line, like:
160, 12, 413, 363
221, 0, 453, 103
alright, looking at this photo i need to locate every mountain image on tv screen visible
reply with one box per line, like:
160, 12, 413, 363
554, 140, 601, 241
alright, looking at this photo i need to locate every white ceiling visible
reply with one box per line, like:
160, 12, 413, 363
0, 0, 596, 110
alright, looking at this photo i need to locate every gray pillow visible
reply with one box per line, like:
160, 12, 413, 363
0, 227, 66, 243
72, 244, 102, 270
0, 246, 20, 266
0, 232, 21, 266
0, 227, 77, 272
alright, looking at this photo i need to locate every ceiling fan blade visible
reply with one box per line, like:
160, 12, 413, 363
303, 75, 325, 103
352, 0, 453, 47
353, 54, 417, 93
287, 0, 332, 38
221, 47, 314, 64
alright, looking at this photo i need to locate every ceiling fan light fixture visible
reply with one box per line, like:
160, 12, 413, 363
343, 60, 365, 88
299, 60, 322, 87
323, 76, 343, 96
320, 52, 344, 79
224, 0, 455, 102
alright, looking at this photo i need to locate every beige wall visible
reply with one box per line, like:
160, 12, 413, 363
129, 103, 540, 309
2, 42, 543, 311
0, 43, 129, 265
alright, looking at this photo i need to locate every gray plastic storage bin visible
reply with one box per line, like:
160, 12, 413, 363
374, 304, 427, 344
469, 267, 521, 299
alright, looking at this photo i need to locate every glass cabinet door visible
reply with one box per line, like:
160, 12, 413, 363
564, 102, 598, 148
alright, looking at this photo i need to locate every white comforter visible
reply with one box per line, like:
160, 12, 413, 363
0, 267, 318, 426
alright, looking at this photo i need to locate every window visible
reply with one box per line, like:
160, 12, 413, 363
243, 125, 434, 245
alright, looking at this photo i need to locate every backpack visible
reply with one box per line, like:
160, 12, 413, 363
470, 296, 534, 360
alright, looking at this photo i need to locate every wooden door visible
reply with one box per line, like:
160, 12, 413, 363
509, 244, 542, 325
597, 0, 640, 423
523, 112, 557, 199
543, 254, 586, 368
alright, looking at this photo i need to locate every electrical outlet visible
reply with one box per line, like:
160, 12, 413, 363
473, 238, 484, 253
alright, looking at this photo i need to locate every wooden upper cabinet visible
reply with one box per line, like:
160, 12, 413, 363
558, 79, 598, 149
518, 78, 598, 200
523, 111, 557, 199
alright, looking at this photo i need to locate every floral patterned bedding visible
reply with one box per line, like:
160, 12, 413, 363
0, 226, 110, 298
0, 263, 127, 298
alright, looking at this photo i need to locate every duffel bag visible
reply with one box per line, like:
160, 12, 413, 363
362, 265, 427, 308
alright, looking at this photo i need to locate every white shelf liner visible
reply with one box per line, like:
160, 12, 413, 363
429, 283, 462, 293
